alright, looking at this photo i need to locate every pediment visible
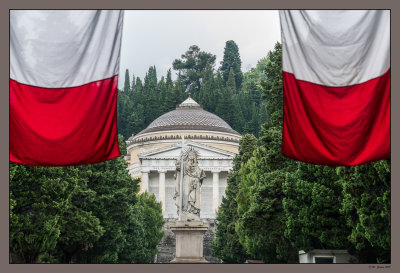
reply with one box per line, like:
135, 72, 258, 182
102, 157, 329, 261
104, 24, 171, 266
138, 141, 236, 160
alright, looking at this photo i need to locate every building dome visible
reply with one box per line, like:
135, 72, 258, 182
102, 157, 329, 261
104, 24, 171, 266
134, 95, 240, 137
126, 94, 241, 167
125, 94, 241, 226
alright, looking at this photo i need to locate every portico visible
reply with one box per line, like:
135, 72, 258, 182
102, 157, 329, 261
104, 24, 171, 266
132, 141, 233, 218
125, 96, 241, 220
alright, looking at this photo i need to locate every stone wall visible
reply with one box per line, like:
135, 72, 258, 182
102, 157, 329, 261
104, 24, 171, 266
155, 218, 221, 263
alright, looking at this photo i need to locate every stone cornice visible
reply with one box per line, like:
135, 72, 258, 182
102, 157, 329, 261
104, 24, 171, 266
126, 130, 241, 149
137, 140, 236, 159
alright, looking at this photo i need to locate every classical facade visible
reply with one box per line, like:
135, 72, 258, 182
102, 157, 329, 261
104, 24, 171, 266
125, 95, 241, 219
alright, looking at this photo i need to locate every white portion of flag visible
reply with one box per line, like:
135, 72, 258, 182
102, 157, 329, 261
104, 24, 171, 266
280, 10, 390, 87
10, 10, 124, 88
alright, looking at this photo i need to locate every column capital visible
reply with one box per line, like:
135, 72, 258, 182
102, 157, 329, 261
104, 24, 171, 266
141, 170, 150, 174
211, 170, 221, 174
158, 169, 167, 173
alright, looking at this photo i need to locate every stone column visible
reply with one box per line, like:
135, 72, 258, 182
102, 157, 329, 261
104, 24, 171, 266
141, 170, 149, 193
212, 170, 220, 214
158, 170, 166, 213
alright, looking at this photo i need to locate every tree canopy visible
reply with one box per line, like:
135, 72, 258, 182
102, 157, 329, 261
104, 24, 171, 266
10, 136, 164, 263
212, 42, 391, 264
221, 40, 243, 90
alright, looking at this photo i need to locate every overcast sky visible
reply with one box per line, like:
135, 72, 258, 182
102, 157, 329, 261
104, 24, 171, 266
118, 10, 281, 88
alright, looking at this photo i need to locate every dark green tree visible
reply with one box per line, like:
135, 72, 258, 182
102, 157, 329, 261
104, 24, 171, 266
172, 45, 216, 93
10, 164, 103, 263
126, 104, 145, 138
231, 96, 245, 133
143, 66, 161, 125
119, 192, 165, 263
226, 67, 237, 95
174, 73, 186, 105
212, 134, 257, 263
130, 73, 136, 93
220, 40, 243, 90
77, 153, 140, 262
260, 42, 283, 127
338, 160, 391, 263
163, 69, 177, 111
235, 42, 298, 263
124, 69, 131, 93
215, 86, 234, 127
283, 163, 351, 253
198, 63, 216, 111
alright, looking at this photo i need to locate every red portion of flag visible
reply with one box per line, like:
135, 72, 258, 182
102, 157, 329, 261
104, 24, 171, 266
10, 76, 120, 166
282, 69, 390, 166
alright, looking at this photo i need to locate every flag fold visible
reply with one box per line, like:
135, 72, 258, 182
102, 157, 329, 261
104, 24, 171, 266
10, 10, 124, 166
279, 10, 390, 166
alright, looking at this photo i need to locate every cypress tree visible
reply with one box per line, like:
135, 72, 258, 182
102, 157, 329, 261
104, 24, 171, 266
226, 67, 237, 95
212, 134, 257, 263
235, 42, 298, 263
163, 69, 176, 111
220, 40, 243, 90
130, 73, 136, 94
123, 69, 130, 93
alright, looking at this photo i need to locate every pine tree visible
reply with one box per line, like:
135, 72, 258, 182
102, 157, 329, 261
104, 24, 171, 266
130, 73, 136, 93
215, 87, 234, 127
143, 66, 160, 125
172, 45, 216, 93
174, 73, 186, 106
162, 69, 176, 111
198, 63, 216, 111
124, 69, 130, 93
220, 40, 243, 90
158, 76, 167, 113
226, 67, 237, 95
231, 96, 245, 133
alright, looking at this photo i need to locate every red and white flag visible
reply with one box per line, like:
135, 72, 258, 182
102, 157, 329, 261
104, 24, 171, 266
10, 10, 124, 166
279, 10, 390, 166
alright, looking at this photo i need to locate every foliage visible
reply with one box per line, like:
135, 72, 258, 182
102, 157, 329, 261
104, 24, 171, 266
10, 136, 165, 264
9, 164, 102, 263
76, 148, 139, 263
211, 134, 257, 263
234, 42, 297, 263
117, 40, 270, 142
172, 45, 216, 93
338, 160, 391, 263
283, 163, 351, 252
214, 40, 390, 264
220, 40, 243, 89
236, 148, 297, 263
123, 69, 131, 93
119, 192, 165, 263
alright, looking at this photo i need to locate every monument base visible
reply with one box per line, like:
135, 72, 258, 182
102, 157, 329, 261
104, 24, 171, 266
170, 221, 209, 263
170, 257, 208, 263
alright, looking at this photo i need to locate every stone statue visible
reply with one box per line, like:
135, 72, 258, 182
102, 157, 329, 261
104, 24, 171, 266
173, 147, 206, 221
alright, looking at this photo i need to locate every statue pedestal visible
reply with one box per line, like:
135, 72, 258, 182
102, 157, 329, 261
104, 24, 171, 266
170, 221, 209, 263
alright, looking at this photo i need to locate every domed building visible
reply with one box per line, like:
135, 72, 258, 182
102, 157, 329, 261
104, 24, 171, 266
125, 95, 241, 219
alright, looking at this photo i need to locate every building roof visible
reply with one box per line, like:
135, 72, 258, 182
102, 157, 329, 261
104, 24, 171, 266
134, 95, 241, 137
